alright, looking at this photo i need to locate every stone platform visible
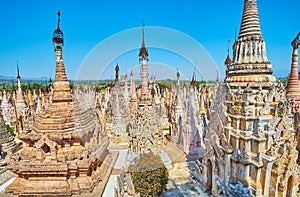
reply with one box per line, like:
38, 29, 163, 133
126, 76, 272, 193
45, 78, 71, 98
73, 151, 118, 197
1, 151, 118, 197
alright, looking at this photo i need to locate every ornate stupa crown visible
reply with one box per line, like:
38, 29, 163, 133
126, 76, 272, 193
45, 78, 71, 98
292, 32, 300, 46
51, 11, 72, 102
226, 0, 275, 84
52, 11, 64, 46
139, 21, 148, 58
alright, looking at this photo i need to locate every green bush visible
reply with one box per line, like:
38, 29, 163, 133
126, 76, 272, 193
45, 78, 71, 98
128, 152, 168, 197
126, 123, 131, 136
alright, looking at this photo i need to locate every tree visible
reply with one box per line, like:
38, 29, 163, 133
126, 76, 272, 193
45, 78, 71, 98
6, 124, 14, 136
128, 152, 168, 197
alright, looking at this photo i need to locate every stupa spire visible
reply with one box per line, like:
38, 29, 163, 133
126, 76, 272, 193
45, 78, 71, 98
15, 62, 26, 112
226, 0, 275, 83
51, 11, 72, 102
139, 19, 148, 57
287, 32, 300, 100
16, 62, 21, 90
176, 69, 182, 107
225, 40, 232, 66
139, 20, 150, 101
130, 71, 138, 101
239, 0, 262, 39
225, 41, 232, 78
17, 62, 20, 79
176, 68, 180, 82
190, 68, 196, 88
115, 63, 119, 82
52, 11, 63, 46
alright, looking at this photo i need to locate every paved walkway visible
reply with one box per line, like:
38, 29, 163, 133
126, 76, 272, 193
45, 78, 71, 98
159, 150, 173, 170
162, 142, 186, 163
102, 175, 118, 197
102, 147, 128, 197
162, 142, 208, 197
165, 162, 209, 197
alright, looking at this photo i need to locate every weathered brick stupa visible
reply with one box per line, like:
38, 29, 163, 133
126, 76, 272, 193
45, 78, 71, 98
6, 11, 114, 196
197, 0, 300, 196
0, 101, 18, 158
287, 32, 300, 102
287, 33, 300, 166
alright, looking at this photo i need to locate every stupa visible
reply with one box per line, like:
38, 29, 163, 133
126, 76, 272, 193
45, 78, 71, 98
0, 101, 18, 158
196, 0, 300, 196
128, 24, 164, 154
6, 11, 115, 196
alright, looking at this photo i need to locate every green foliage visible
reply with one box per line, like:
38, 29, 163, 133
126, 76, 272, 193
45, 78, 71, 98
196, 80, 206, 89
278, 77, 288, 85
31, 83, 43, 91
126, 123, 131, 136
69, 82, 74, 90
21, 84, 27, 91
0, 81, 54, 93
96, 85, 106, 92
156, 81, 171, 89
6, 124, 14, 136
128, 152, 169, 197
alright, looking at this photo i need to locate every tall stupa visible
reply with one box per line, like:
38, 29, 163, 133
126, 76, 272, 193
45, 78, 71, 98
226, 0, 275, 85
6, 11, 115, 196
196, 1, 300, 196
139, 23, 150, 103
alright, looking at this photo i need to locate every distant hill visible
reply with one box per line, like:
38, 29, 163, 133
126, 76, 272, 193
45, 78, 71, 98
0, 75, 14, 81
0, 75, 49, 82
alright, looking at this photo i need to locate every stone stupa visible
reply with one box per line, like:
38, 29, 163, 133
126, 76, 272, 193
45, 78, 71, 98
6, 11, 116, 196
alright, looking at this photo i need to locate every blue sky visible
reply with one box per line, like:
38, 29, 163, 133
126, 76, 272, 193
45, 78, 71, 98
0, 0, 299, 80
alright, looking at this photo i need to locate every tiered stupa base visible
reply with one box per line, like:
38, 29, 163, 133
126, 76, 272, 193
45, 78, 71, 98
6, 149, 116, 197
